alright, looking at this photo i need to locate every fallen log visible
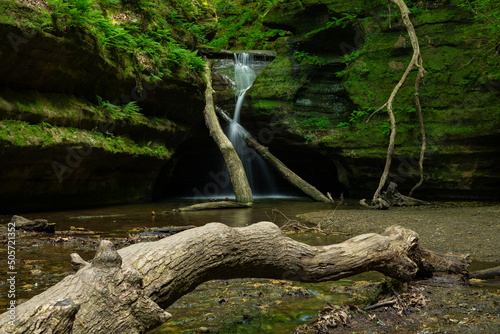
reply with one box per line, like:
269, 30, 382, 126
168, 201, 252, 212
470, 265, 500, 280
216, 108, 333, 203
0, 223, 469, 333
202, 62, 253, 204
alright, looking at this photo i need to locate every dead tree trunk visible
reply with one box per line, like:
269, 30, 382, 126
365, 0, 426, 205
171, 201, 252, 212
202, 62, 253, 203
0, 223, 469, 333
216, 108, 333, 203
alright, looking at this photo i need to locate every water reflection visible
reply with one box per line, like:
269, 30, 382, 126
13, 197, 343, 239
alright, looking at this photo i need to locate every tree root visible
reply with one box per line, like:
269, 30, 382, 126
361, 182, 429, 210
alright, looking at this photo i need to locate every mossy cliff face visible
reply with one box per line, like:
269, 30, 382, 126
0, 0, 216, 212
245, 0, 500, 200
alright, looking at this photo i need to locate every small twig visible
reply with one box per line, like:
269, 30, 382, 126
364, 297, 396, 311
365, 102, 388, 123
333, 193, 344, 213
276, 199, 349, 235
265, 210, 276, 222
319, 193, 344, 231
392, 288, 407, 316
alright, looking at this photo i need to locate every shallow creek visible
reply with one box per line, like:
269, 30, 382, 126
1, 198, 498, 333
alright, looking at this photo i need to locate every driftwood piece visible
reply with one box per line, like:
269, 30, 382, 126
10, 215, 55, 233
470, 265, 500, 280
360, 182, 429, 209
216, 108, 333, 203
168, 201, 252, 212
202, 62, 253, 203
0, 223, 469, 333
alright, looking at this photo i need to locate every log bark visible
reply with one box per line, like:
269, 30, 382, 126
202, 62, 253, 204
169, 201, 252, 212
216, 108, 333, 203
470, 265, 500, 280
0, 223, 469, 333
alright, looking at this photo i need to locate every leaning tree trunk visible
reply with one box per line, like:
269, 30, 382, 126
0, 223, 470, 333
216, 109, 333, 203
202, 62, 253, 203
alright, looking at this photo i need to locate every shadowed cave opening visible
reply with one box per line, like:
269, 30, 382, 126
154, 140, 347, 200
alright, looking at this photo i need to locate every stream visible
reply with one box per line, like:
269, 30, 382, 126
1, 198, 499, 333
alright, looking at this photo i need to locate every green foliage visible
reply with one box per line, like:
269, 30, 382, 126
0, 120, 171, 158
336, 50, 362, 78
300, 116, 332, 130
336, 122, 350, 129
378, 122, 392, 136
306, 12, 358, 38
348, 109, 369, 123
96, 96, 144, 124
208, 0, 285, 50
294, 51, 328, 67
46, 0, 207, 81
457, 0, 500, 79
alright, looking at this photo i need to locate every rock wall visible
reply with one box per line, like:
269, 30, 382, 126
2, 0, 499, 211
0, 0, 214, 212
244, 0, 500, 200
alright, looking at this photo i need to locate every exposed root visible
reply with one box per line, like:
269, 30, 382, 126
360, 182, 429, 210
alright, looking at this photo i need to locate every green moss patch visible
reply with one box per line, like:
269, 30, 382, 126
0, 120, 172, 159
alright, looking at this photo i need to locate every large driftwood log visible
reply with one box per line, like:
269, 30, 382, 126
0, 223, 469, 333
169, 201, 252, 212
202, 62, 253, 203
216, 108, 333, 203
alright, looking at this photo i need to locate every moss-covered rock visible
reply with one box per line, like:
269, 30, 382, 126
245, 0, 500, 200
0, 0, 213, 211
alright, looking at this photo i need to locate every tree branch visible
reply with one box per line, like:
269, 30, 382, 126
372, 0, 426, 202
409, 60, 426, 197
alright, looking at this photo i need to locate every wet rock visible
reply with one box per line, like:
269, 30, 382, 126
11, 215, 55, 233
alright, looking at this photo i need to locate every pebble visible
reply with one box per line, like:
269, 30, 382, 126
30, 269, 42, 275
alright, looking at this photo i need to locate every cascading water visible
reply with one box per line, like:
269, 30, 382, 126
224, 53, 278, 197
232, 53, 256, 124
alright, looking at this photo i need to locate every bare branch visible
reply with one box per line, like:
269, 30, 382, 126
371, 0, 427, 202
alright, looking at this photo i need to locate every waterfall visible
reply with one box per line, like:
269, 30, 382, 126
232, 53, 256, 124
224, 53, 278, 197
